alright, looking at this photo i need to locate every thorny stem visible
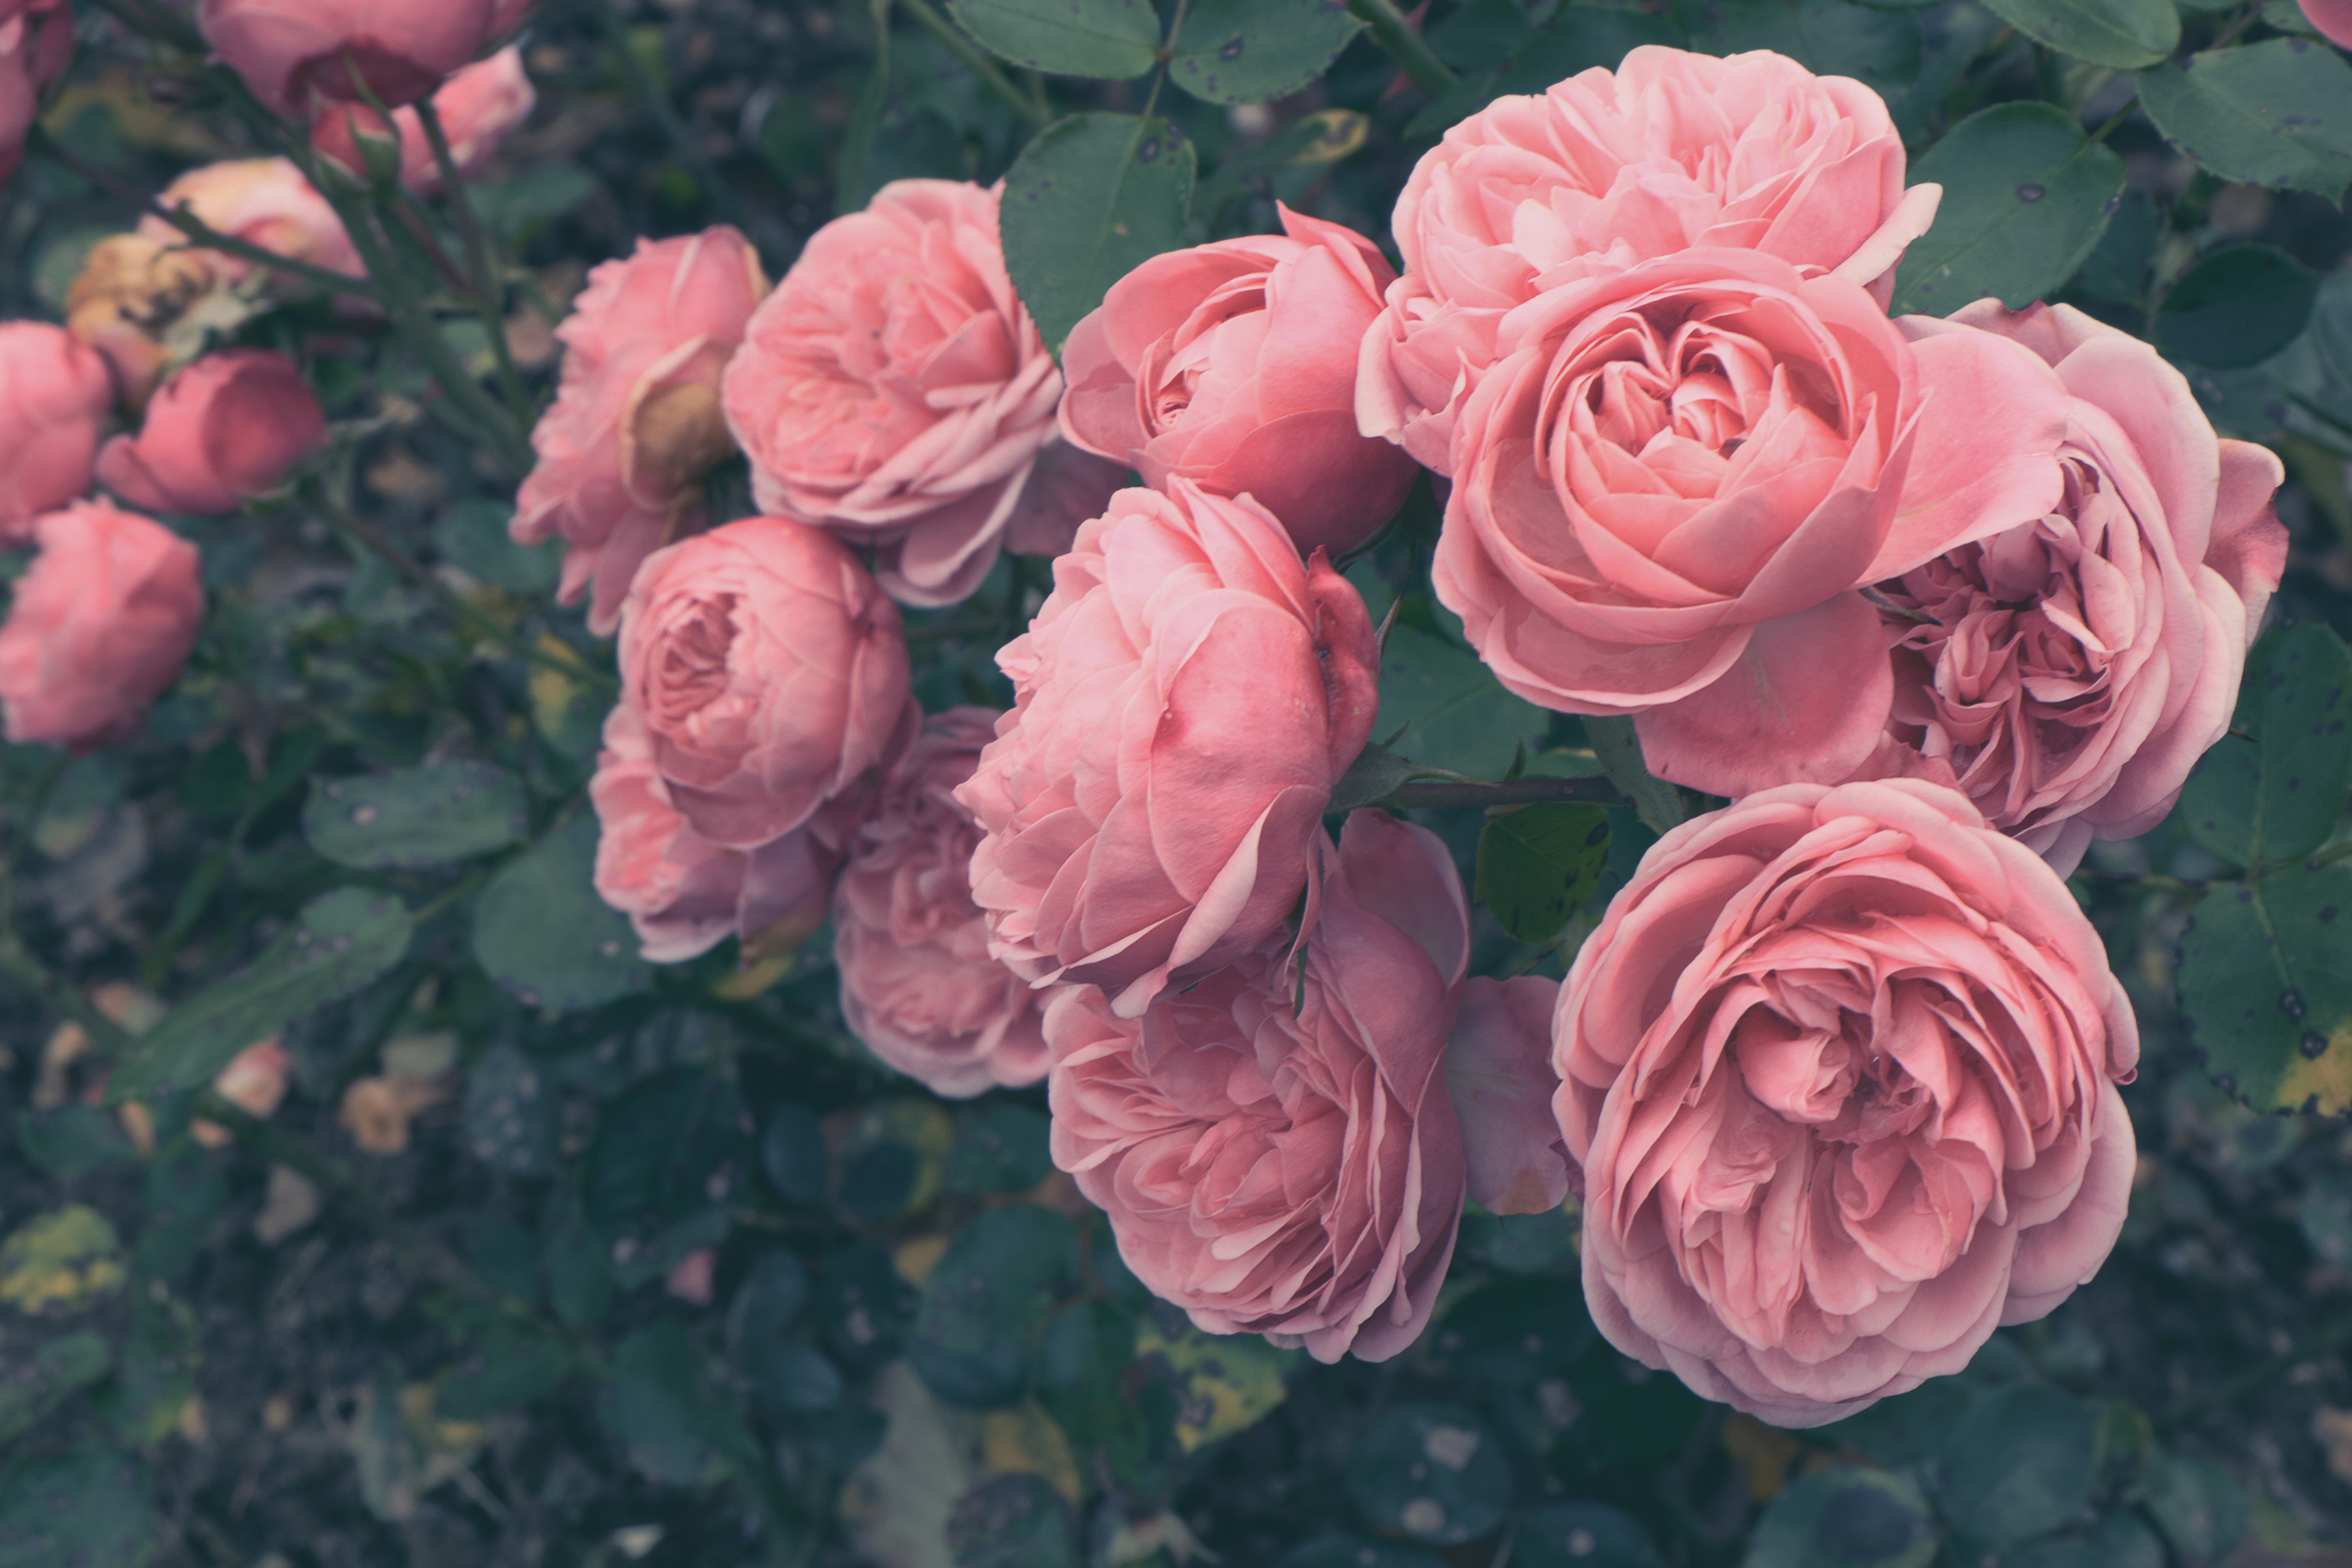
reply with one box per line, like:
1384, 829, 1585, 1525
1139, 0, 1193, 124
416, 98, 536, 433
1345, 0, 1460, 96
898, 0, 1052, 128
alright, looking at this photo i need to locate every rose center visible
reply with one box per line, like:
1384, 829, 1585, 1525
649, 593, 738, 722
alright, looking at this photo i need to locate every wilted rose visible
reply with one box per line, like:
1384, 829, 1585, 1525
0, 321, 115, 545
957, 481, 1380, 1017
515, 225, 769, 634
0, 499, 205, 750
137, 157, 363, 286
66, 234, 250, 410
1557, 779, 2139, 1427
97, 348, 326, 515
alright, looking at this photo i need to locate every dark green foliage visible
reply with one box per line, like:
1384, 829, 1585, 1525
1744, 1468, 1937, 1568
1476, 802, 1609, 943
946, 1473, 1081, 1568
1000, 114, 1196, 351
1891, 103, 2127, 314
1343, 1403, 1514, 1546
303, 761, 525, 870
473, 813, 649, 1011
583, 1068, 751, 1287
909, 1205, 1078, 1407
2159, 246, 2321, 368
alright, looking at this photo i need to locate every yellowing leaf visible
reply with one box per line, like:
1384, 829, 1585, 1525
980, 1401, 1081, 1506
0, 1206, 126, 1317
1135, 1322, 1291, 1452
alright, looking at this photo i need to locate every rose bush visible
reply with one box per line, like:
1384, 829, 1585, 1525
310, 46, 534, 194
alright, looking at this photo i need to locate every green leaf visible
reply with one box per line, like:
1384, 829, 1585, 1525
1407, 9, 1682, 138
103, 1289, 199, 1446
135, 1137, 226, 1283
2177, 862, 2352, 1113
909, 1205, 1078, 1408
944, 0, 1161, 79
598, 1322, 732, 1487
0, 1333, 112, 1444
2142, 1456, 2249, 1563
2300, 1171, 2352, 1266
946, 1102, 1054, 1195
1436, 1277, 1597, 1386
1936, 1386, 2099, 1548
437, 1328, 573, 1419
583, 1067, 751, 1287
432, 499, 557, 594
1343, 1403, 1513, 1546
1328, 741, 1419, 814
1476, 803, 1610, 944
113, 888, 412, 1099
1377, 626, 1550, 781
15, 1103, 136, 1181
0, 1447, 157, 1568
2178, 623, 2352, 867
542, 1185, 616, 1330
463, 1042, 560, 1176
2138, 41, 2352, 200
1981, 0, 2176, 65
1515, 1503, 1660, 1568
1276, 1539, 1448, 1568
1001, 113, 1197, 351
473, 813, 649, 1011
2074, 185, 2159, 304
2157, 245, 2320, 368
1134, 1320, 1291, 1451
304, 761, 527, 870
471, 165, 598, 244
762, 1103, 829, 1206
1168, 0, 1363, 105
1743, 1467, 1936, 1568
1890, 102, 2127, 316
949, 1473, 1082, 1568
1708, 0, 1921, 100
1584, 716, 1684, 837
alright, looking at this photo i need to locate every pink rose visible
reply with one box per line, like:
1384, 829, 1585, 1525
956, 481, 1380, 1017
590, 703, 882, 963
1057, 205, 1419, 558
1359, 45, 1943, 470
0, 322, 115, 545
834, 707, 1046, 1099
721, 180, 1083, 608
138, 157, 364, 285
96, 349, 326, 515
197, 0, 518, 113
0, 499, 204, 750
1557, 779, 2139, 1428
515, 227, 769, 635
1865, 303, 2289, 875
1433, 248, 2073, 797
2300, 0, 2352, 46
1048, 809, 1564, 1362
616, 516, 913, 849
312, 46, 534, 194
0, 0, 73, 191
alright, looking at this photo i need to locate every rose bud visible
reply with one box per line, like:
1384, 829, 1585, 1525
1361, 44, 1943, 470
133, 157, 363, 294
834, 707, 1048, 1099
0, 0, 74, 192
1863, 302, 2290, 875
311, 45, 534, 194
722, 179, 1116, 608
0, 499, 205, 750
956, 480, 1380, 1018
0, 322, 116, 545
97, 349, 327, 515
1558, 779, 2139, 1427
197, 0, 525, 114
615, 517, 913, 849
1057, 204, 1418, 559
515, 226, 768, 635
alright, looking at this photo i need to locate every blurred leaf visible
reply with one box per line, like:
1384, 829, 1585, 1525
1328, 741, 1419, 814
542, 1185, 617, 1329
1936, 1385, 2099, 1548
0, 1207, 127, 1317
1981, 0, 2175, 64
2137, 41, 2352, 200
472, 165, 599, 244
762, 1103, 830, 1206
1438, 1277, 1596, 1385
946, 1102, 1053, 1195
0, 1447, 157, 1568
1708, 0, 1921, 98
599, 1322, 731, 1487
464, 1042, 560, 1176
473, 813, 649, 1011
840, 1099, 957, 1227
819, 1242, 918, 1372
2300, 1172, 2352, 1267
1168, 0, 1363, 106
304, 761, 526, 871
113, 888, 412, 1099
433, 499, 558, 594
1276, 1538, 1449, 1568
1135, 1321, 1290, 1451
0, 1332, 111, 1444
945, 0, 1161, 78
2073, 185, 2159, 304
1743, 1466, 1935, 1568
2142, 1455, 2249, 1564
1476, 803, 1609, 944
2178, 622, 2352, 867
1344, 1403, 1513, 1546
1890, 103, 2127, 316
104, 1289, 199, 1446
584, 1067, 750, 1287
1409, 9, 1682, 137
1001, 113, 1196, 351
909, 1206, 1078, 1407
1377, 626, 1550, 781
2158, 246, 2320, 368
1516, 1501, 1661, 1568
2178, 866, 2352, 1115
15, 1103, 136, 1181
949, 1472, 1078, 1568
135, 1137, 226, 1283
734, 1252, 845, 1414
437, 1327, 572, 1419
528, 635, 607, 759
1196, 108, 1370, 213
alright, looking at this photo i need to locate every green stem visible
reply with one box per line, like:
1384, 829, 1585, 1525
2087, 95, 2139, 144
1345, 0, 1458, 95
897, 0, 1051, 127
415, 97, 536, 434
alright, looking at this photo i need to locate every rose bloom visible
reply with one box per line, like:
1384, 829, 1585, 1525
1557, 779, 2139, 1427
0, 0, 73, 191
1057, 204, 1419, 558
197, 0, 527, 113
0, 499, 205, 750
1433, 249, 2073, 797
0, 322, 115, 545
616, 516, 913, 849
67, 234, 252, 410
1048, 809, 1566, 1363
1867, 303, 2289, 875
2305, 0, 2352, 45
1360, 45, 1943, 470
514, 226, 769, 635
97, 349, 327, 515
834, 707, 1046, 1099
722, 180, 1077, 608
592, 702, 893, 962
138, 158, 364, 286
957, 480, 1380, 1017
312, 46, 534, 194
